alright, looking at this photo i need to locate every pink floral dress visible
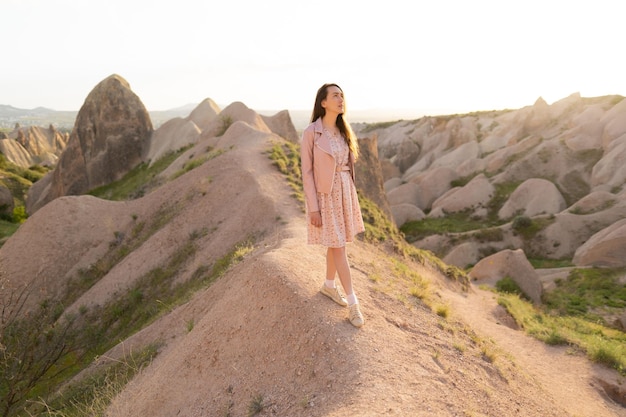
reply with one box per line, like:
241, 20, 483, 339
307, 129, 365, 247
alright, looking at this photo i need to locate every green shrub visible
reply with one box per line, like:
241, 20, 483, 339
511, 215, 532, 230
217, 115, 234, 136
495, 276, 524, 296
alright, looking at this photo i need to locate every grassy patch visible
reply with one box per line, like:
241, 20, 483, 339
359, 192, 404, 245
436, 304, 450, 318
498, 291, 626, 374
469, 227, 504, 242
267, 141, 303, 206
495, 276, 528, 299
401, 212, 501, 243
0, 154, 48, 187
0, 155, 49, 239
527, 258, 573, 269
392, 258, 431, 302
511, 215, 555, 240
0, 219, 21, 244
216, 115, 234, 136
543, 267, 626, 320
35, 343, 160, 417
88, 237, 254, 346
486, 181, 521, 215
450, 174, 477, 188
89, 147, 191, 200
64, 203, 181, 306
170, 147, 227, 180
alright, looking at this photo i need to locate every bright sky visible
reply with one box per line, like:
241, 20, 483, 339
2, 0, 624, 117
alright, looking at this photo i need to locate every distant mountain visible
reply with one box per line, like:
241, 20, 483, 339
0, 104, 59, 116
0, 105, 76, 130
0, 103, 432, 133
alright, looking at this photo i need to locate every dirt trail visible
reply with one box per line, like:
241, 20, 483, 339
445, 287, 626, 417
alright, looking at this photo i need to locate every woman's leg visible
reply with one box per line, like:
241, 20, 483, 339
328, 246, 354, 299
329, 246, 364, 327
321, 247, 348, 306
326, 247, 337, 282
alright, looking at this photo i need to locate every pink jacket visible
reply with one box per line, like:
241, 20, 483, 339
300, 118, 356, 212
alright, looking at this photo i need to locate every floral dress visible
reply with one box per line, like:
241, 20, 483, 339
307, 129, 365, 247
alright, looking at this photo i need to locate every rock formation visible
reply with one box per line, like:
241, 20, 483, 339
146, 117, 201, 164
366, 95, 625, 213
0, 125, 68, 167
26, 74, 153, 214
185, 98, 220, 131
354, 135, 392, 220
498, 178, 566, 220
358, 93, 626, 290
260, 110, 299, 143
469, 249, 543, 303
572, 218, 626, 267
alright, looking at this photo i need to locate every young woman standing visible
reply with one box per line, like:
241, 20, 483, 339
300, 83, 365, 327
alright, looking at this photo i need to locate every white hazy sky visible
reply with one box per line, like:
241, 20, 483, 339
2, 0, 624, 117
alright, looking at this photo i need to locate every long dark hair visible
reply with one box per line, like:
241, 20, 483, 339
310, 83, 359, 159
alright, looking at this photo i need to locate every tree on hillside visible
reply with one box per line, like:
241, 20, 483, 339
0, 281, 80, 417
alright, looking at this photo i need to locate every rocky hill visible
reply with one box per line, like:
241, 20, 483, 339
358, 94, 626, 310
0, 76, 624, 416
0, 124, 68, 167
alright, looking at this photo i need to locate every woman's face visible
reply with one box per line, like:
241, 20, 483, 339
322, 85, 345, 115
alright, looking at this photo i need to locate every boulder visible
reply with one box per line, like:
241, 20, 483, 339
443, 242, 480, 269
469, 249, 543, 304
260, 110, 299, 143
431, 174, 494, 214
391, 203, 425, 227
591, 134, 626, 191
26, 74, 153, 214
430, 140, 480, 171
572, 218, 626, 267
456, 158, 486, 178
146, 117, 201, 164
483, 135, 542, 175
498, 178, 566, 220
383, 177, 403, 192
186, 98, 220, 132
568, 191, 617, 215
387, 182, 424, 209
412, 166, 459, 210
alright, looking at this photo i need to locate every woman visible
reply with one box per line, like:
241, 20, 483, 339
300, 83, 366, 328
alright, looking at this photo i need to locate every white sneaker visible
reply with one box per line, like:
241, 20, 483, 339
349, 303, 364, 327
320, 284, 348, 306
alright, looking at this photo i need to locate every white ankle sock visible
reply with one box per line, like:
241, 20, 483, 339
347, 293, 358, 306
325, 279, 336, 288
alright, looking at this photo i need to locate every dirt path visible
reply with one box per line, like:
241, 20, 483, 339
445, 286, 626, 417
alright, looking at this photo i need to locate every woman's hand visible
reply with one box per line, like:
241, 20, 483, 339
310, 211, 322, 227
